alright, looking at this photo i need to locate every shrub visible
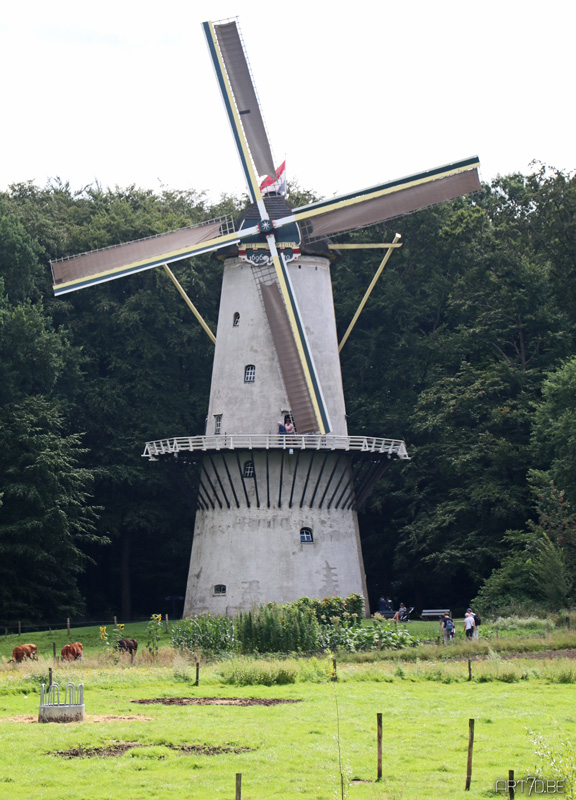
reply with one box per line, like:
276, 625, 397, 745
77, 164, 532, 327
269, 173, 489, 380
491, 616, 555, 632
171, 614, 235, 654
528, 727, 576, 799
318, 620, 417, 652
293, 593, 365, 623
235, 604, 320, 654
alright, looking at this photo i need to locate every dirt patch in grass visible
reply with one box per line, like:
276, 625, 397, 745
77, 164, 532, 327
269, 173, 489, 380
49, 741, 141, 758
170, 743, 253, 755
48, 741, 253, 758
131, 697, 301, 706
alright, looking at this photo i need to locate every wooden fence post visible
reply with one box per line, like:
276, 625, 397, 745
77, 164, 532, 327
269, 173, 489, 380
235, 773, 242, 800
53, 642, 56, 661
468, 659, 472, 681
195, 661, 200, 686
114, 615, 117, 628
18, 621, 21, 636
508, 769, 515, 799
66, 618, 70, 636
331, 657, 337, 681
377, 712, 383, 781
465, 718, 475, 790
165, 614, 170, 634
48, 668, 53, 687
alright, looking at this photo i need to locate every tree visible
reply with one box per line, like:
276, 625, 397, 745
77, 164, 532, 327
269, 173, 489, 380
531, 356, 576, 508
0, 397, 102, 620
473, 483, 576, 613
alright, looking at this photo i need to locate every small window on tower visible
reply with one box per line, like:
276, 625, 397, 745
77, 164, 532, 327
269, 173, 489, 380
214, 414, 222, 435
300, 527, 313, 543
244, 364, 256, 382
243, 461, 255, 478
214, 584, 227, 595
233, 312, 240, 327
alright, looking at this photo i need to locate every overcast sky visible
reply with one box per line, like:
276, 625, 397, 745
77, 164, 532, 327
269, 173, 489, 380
1, 0, 573, 204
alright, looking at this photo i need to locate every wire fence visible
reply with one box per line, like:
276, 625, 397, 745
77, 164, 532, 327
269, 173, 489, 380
0, 617, 153, 637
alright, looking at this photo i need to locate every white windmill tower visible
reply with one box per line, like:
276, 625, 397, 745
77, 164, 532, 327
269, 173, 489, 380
51, 18, 480, 616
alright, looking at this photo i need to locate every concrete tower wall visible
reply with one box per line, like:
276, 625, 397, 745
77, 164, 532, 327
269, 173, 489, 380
184, 502, 367, 616
206, 255, 348, 436
184, 253, 369, 616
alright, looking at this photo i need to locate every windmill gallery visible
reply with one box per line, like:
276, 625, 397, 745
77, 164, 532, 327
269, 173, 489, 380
50, 18, 480, 616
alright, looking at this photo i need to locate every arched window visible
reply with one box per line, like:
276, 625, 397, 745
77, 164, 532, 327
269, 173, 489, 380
300, 527, 313, 543
214, 584, 227, 595
244, 364, 256, 382
243, 461, 255, 478
233, 312, 240, 327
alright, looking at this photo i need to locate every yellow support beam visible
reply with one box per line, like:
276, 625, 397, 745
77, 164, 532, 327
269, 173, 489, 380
338, 233, 402, 353
328, 243, 403, 250
162, 264, 216, 345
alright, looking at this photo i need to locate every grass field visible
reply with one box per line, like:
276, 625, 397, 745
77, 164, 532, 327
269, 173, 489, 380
1, 621, 576, 799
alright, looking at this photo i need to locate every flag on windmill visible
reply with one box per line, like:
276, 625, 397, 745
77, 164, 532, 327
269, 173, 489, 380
260, 161, 286, 195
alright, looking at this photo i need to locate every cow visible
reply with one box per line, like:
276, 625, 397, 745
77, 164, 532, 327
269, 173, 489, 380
61, 642, 83, 661
115, 637, 138, 655
8, 643, 38, 663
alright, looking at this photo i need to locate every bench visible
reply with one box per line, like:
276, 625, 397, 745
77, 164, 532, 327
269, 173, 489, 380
421, 609, 450, 620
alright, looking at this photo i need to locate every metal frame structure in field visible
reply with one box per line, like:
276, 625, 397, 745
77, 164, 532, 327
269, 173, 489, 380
50, 17, 480, 615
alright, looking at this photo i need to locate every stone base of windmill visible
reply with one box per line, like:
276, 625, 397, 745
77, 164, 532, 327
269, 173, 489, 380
38, 682, 85, 723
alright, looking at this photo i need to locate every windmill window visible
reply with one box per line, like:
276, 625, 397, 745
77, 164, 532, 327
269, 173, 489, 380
233, 312, 240, 327
244, 364, 256, 382
243, 460, 255, 478
214, 414, 223, 435
300, 527, 314, 543
213, 584, 227, 595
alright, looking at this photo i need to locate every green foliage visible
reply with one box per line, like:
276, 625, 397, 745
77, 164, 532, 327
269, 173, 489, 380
145, 613, 163, 657
528, 726, 576, 799
171, 614, 235, 654
292, 593, 365, 622
532, 356, 576, 508
474, 482, 576, 614
491, 616, 555, 632
0, 396, 103, 620
318, 618, 417, 652
235, 604, 321, 654
2, 163, 576, 619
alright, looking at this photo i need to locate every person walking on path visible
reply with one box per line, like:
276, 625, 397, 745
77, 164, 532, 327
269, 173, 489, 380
467, 607, 480, 639
464, 611, 475, 640
442, 612, 455, 644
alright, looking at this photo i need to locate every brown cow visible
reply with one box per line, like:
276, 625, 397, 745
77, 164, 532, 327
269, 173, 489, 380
61, 642, 83, 661
115, 638, 138, 655
8, 643, 38, 663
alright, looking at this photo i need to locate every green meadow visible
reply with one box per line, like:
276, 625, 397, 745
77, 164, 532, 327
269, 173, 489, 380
2, 622, 576, 799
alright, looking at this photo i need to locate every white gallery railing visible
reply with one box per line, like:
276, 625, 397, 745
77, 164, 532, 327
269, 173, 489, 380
143, 434, 409, 460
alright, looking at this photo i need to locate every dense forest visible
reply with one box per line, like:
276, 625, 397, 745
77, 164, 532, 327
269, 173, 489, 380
1, 164, 575, 623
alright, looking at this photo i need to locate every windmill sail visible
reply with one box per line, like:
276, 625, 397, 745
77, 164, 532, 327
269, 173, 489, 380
51, 217, 245, 296
260, 282, 321, 433
284, 157, 481, 241
204, 20, 276, 201
204, 18, 331, 434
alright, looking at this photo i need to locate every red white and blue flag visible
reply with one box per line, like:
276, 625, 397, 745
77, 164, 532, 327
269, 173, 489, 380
260, 161, 286, 196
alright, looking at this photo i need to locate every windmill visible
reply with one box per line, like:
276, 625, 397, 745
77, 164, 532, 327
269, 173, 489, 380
51, 18, 480, 616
